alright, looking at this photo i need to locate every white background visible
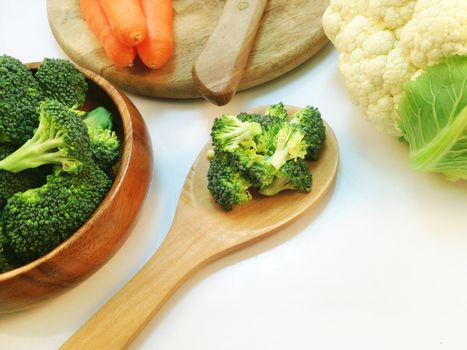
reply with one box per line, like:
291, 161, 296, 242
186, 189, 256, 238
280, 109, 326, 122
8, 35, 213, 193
1, 1, 467, 349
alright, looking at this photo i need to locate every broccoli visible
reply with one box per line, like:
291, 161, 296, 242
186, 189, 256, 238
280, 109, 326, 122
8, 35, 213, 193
207, 154, 252, 211
0, 227, 19, 273
0, 144, 50, 208
2, 162, 112, 264
259, 159, 312, 196
265, 102, 288, 121
290, 106, 326, 160
266, 123, 308, 169
236, 112, 263, 123
0, 99, 92, 174
84, 107, 120, 174
84, 106, 113, 130
207, 103, 323, 211
211, 114, 262, 152
238, 112, 284, 156
0, 55, 42, 145
35, 58, 87, 108
227, 123, 309, 187
254, 116, 284, 156
226, 148, 275, 188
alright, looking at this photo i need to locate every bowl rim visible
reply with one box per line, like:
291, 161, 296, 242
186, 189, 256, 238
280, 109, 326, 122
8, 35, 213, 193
0, 62, 133, 282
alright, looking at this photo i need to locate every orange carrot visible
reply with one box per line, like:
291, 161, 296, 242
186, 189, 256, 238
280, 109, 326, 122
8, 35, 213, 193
137, 0, 174, 69
98, 0, 148, 46
80, 0, 136, 67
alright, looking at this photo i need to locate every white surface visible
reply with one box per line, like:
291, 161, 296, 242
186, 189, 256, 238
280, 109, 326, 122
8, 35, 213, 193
1, 1, 467, 349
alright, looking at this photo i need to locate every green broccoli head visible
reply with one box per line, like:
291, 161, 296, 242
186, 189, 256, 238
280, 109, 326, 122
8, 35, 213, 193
207, 104, 323, 210
237, 112, 285, 156
0, 99, 92, 174
207, 154, 252, 211
0, 144, 50, 209
290, 106, 326, 160
0, 226, 20, 274
265, 102, 289, 121
226, 148, 276, 189
236, 112, 262, 123
84, 106, 113, 130
0, 55, 42, 145
267, 123, 308, 169
259, 159, 312, 196
84, 107, 120, 173
2, 161, 112, 264
35, 58, 87, 108
254, 115, 284, 156
88, 128, 120, 174
211, 114, 262, 152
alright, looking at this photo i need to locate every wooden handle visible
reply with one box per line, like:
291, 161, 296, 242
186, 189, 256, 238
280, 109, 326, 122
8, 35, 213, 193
192, 0, 268, 106
60, 223, 217, 350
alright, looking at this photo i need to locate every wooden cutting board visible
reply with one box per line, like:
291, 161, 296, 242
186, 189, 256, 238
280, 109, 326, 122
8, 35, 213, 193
47, 0, 329, 99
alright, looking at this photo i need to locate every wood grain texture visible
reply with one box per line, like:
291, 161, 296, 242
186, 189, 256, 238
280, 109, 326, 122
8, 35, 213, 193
192, 0, 269, 105
0, 63, 153, 313
61, 106, 339, 350
47, 0, 329, 99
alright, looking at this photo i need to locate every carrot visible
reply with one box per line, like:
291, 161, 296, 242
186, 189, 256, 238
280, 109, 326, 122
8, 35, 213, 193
80, 0, 136, 67
98, 0, 148, 46
137, 0, 174, 69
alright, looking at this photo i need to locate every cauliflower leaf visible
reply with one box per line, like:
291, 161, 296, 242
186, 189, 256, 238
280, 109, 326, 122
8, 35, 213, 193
398, 55, 467, 180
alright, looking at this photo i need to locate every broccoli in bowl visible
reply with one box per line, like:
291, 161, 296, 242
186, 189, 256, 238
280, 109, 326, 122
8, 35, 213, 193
0, 56, 121, 273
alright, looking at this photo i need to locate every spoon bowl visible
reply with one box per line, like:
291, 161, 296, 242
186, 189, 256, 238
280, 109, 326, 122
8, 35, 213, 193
61, 105, 339, 350
188, 105, 339, 235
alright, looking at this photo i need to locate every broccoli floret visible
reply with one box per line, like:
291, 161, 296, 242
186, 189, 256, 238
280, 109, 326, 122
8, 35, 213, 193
84, 106, 113, 130
0, 144, 50, 208
265, 102, 288, 121
259, 159, 312, 196
237, 112, 284, 156
226, 148, 276, 188
267, 123, 308, 169
254, 116, 284, 156
0, 99, 92, 174
207, 154, 252, 211
0, 243, 13, 274
0, 55, 42, 145
236, 112, 262, 123
2, 162, 112, 264
0, 227, 20, 274
211, 114, 262, 152
207, 104, 323, 210
290, 106, 326, 160
232, 117, 307, 174
35, 58, 87, 108
84, 107, 120, 174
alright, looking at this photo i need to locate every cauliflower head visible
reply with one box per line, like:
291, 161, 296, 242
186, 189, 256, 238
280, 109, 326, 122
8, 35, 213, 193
322, 0, 467, 136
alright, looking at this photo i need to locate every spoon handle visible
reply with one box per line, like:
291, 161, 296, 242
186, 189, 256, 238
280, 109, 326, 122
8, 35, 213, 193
192, 0, 268, 106
60, 224, 215, 350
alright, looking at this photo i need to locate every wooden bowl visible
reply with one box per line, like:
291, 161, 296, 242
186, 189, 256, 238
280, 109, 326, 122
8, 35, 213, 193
0, 63, 153, 313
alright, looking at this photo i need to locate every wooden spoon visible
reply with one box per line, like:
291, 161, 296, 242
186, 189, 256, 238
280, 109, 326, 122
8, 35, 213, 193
61, 105, 339, 349
192, 0, 268, 106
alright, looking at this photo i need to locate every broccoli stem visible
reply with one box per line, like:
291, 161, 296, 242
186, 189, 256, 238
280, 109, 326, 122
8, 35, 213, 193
266, 126, 298, 169
0, 131, 65, 173
224, 124, 261, 151
259, 176, 294, 196
268, 147, 289, 169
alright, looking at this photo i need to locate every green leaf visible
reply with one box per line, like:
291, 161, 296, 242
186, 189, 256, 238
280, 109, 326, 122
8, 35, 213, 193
398, 55, 467, 180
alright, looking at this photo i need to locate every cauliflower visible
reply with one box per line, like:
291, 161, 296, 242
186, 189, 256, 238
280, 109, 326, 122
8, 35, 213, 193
322, 0, 467, 136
